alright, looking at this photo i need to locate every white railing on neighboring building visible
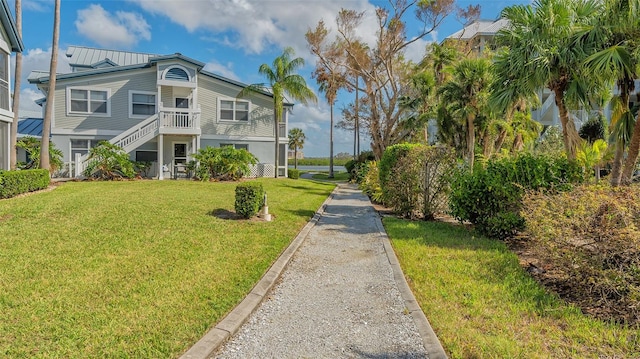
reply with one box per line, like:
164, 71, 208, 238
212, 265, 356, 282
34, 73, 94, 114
537, 92, 555, 121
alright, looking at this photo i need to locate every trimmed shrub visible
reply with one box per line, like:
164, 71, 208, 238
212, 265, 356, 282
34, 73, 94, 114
449, 153, 584, 238
381, 144, 457, 219
346, 151, 376, 182
193, 146, 258, 181
358, 161, 383, 203
379, 143, 421, 191
84, 142, 136, 180
234, 182, 265, 219
288, 169, 300, 179
0, 169, 50, 199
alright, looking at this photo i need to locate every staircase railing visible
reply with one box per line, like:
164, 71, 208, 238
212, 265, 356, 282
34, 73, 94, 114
75, 114, 159, 177
538, 92, 555, 121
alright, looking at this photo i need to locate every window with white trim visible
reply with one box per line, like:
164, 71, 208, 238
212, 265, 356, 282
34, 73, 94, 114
70, 139, 101, 158
67, 87, 110, 116
129, 91, 156, 118
220, 143, 248, 151
0, 51, 8, 111
219, 99, 249, 122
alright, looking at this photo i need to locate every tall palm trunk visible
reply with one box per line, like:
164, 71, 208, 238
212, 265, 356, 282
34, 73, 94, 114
482, 128, 492, 158
467, 114, 475, 169
610, 141, 625, 186
554, 88, 580, 160
40, 0, 60, 171
621, 108, 640, 185
494, 129, 507, 152
329, 101, 334, 178
9, 0, 21, 169
294, 147, 298, 169
610, 85, 631, 187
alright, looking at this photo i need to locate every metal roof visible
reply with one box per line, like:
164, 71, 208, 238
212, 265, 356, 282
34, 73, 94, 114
66, 46, 158, 70
446, 19, 509, 40
17, 118, 43, 138
29, 45, 285, 104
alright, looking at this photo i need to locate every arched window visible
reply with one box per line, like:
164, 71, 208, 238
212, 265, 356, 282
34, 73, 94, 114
164, 67, 189, 81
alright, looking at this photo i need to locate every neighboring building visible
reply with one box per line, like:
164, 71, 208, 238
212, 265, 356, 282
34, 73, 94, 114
287, 149, 303, 160
443, 18, 592, 128
28, 45, 291, 179
444, 18, 509, 56
0, 0, 24, 170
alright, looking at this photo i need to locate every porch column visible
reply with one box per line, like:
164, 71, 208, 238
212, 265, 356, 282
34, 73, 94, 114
158, 134, 164, 180
191, 136, 197, 158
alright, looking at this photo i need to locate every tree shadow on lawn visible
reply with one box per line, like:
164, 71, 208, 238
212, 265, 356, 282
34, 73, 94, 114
208, 208, 245, 220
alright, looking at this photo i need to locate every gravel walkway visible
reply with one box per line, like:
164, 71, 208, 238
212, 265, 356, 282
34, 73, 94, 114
212, 184, 444, 359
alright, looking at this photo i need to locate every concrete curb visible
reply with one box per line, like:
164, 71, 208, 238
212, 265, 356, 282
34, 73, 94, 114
372, 203, 449, 359
179, 185, 338, 359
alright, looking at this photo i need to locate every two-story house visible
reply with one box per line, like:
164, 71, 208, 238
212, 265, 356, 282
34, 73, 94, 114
0, 0, 24, 171
27, 46, 291, 179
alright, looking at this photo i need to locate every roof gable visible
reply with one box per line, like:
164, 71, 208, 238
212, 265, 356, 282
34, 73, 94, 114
0, 0, 23, 52
445, 18, 509, 41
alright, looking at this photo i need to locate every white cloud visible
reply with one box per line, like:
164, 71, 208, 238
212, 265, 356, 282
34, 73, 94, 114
13, 47, 71, 118
130, 0, 378, 57
203, 61, 240, 81
18, 47, 71, 79
289, 103, 356, 157
18, 88, 44, 117
75, 4, 151, 48
23, 0, 49, 12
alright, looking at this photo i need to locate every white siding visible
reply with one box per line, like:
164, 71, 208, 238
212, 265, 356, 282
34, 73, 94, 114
198, 76, 274, 137
53, 67, 157, 132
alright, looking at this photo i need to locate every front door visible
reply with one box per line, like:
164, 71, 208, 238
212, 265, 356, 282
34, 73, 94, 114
173, 142, 188, 166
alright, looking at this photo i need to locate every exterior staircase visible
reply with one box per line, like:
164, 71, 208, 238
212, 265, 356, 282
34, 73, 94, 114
74, 108, 200, 177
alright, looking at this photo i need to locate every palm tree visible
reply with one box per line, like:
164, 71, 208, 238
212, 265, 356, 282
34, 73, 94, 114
583, 0, 640, 185
239, 47, 317, 178
40, 0, 60, 171
315, 67, 344, 178
438, 57, 493, 170
497, 0, 603, 160
287, 128, 305, 169
9, 0, 22, 170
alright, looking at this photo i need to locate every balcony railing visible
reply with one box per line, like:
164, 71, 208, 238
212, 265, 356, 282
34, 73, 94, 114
159, 107, 201, 135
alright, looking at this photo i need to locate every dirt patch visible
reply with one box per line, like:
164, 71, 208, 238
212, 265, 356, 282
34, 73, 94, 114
208, 208, 273, 222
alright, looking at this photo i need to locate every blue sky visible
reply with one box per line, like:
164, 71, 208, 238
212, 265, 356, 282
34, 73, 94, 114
14, 0, 527, 157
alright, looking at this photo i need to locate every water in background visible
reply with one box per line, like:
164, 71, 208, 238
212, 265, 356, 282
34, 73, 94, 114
288, 165, 347, 172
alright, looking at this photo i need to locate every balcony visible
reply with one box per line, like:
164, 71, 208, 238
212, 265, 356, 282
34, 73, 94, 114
159, 107, 201, 135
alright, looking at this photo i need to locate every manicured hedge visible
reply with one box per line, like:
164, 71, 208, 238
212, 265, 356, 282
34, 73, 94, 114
449, 153, 584, 238
0, 169, 50, 199
288, 169, 300, 179
234, 182, 265, 218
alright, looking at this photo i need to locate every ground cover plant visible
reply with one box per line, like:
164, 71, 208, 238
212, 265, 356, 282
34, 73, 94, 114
0, 179, 334, 358
522, 184, 640, 324
386, 218, 639, 358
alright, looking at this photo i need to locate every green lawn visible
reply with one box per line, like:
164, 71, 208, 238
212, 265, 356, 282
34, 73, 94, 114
385, 218, 640, 359
0, 179, 334, 358
310, 171, 350, 182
